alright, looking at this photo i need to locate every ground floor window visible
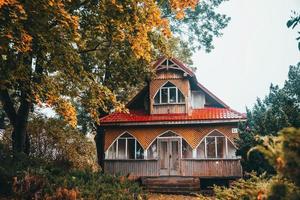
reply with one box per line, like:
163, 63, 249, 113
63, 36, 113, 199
182, 140, 193, 158
106, 133, 144, 159
106, 130, 236, 160
147, 139, 158, 159
196, 131, 236, 159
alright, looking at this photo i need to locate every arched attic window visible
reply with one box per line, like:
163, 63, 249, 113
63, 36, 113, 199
196, 130, 237, 159
106, 133, 144, 159
154, 82, 185, 104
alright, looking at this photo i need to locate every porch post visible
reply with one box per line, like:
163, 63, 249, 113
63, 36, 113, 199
225, 137, 228, 158
192, 149, 197, 158
144, 149, 148, 159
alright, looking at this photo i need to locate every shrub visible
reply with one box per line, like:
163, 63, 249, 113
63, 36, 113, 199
213, 173, 300, 200
27, 115, 98, 171
0, 116, 144, 199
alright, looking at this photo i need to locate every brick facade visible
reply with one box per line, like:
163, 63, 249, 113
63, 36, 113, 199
104, 124, 238, 151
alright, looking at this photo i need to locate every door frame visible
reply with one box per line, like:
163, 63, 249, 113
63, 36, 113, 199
157, 137, 182, 176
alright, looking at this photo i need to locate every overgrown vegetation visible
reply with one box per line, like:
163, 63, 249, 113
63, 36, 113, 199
236, 62, 300, 174
214, 128, 300, 199
0, 116, 143, 199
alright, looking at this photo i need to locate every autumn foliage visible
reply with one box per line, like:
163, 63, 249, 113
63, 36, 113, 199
0, 0, 201, 137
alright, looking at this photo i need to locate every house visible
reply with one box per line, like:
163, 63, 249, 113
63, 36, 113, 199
99, 57, 246, 190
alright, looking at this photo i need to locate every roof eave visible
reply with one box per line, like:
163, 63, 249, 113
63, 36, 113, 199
100, 118, 247, 126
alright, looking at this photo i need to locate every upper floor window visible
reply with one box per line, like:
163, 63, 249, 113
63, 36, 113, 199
154, 82, 185, 104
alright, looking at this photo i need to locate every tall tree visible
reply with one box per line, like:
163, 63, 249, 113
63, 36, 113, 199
0, 0, 230, 155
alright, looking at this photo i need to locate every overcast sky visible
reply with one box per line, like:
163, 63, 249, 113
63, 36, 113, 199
192, 0, 300, 113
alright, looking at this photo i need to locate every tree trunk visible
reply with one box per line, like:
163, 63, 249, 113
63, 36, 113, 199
0, 89, 31, 154
95, 125, 105, 171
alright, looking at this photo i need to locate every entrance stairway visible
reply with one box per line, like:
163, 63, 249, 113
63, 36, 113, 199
141, 176, 200, 194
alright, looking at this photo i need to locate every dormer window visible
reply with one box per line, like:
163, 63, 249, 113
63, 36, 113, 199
154, 82, 185, 104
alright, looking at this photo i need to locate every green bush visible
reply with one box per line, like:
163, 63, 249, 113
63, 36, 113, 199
213, 173, 300, 200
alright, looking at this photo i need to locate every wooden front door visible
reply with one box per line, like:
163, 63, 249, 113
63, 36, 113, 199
158, 138, 181, 176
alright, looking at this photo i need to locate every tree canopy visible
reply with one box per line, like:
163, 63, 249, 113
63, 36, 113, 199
0, 0, 230, 152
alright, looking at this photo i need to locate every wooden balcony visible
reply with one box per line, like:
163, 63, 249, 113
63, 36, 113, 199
104, 158, 242, 178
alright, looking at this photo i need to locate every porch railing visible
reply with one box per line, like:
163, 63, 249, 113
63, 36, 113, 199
104, 159, 159, 177
180, 158, 242, 177
104, 158, 242, 178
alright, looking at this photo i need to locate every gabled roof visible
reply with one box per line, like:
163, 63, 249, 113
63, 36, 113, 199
152, 56, 228, 108
100, 107, 246, 125
100, 57, 245, 125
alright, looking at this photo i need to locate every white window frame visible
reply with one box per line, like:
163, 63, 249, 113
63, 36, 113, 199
106, 135, 144, 160
205, 136, 226, 158
196, 134, 235, 159
154, 84, 185, 104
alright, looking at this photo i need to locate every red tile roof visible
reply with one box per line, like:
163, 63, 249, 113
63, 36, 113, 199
100, 107, 246, 124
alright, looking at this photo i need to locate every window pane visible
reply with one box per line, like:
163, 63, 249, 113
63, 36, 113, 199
171, 141, 179, 170
196, 141, 205, 158
118, 139, 126, 159
182, 140, 192, 158
206, 137, 216, 158
228, 140, 236, 158
169, 88, 177, 103
178, 90, 185, 103
107, 142, 117, 159
217, 137, 225, 158
160, 141, 168, 169
154, 91, 160, 104
127, 139, 135, 159
147, 140, 158, 159
136, 142, 144, 159
161, 88, 168, 103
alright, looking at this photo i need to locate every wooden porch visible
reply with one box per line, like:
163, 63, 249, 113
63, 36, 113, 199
104, 158, 242, 178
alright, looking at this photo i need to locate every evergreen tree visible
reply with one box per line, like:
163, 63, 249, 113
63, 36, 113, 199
237, 63, 300, 174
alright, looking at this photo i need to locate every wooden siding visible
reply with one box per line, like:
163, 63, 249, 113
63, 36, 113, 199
156, 71, 183, 79
104, 159, 242, 178
104, 160, 159, 177
152, 104, 186, 114
180, 159, 242, 177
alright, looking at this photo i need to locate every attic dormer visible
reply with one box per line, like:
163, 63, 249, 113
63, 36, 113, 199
127, 57, 228, 115
149, 58, 192, 114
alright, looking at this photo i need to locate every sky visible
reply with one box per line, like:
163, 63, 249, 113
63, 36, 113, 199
192, 0, 300, 113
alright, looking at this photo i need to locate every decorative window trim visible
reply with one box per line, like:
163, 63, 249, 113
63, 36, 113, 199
105, 133, 144, 160
154, 82, 185, 105
195, 130, 237, 159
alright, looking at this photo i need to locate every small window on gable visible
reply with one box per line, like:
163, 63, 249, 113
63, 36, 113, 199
154, 82, 185, 104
